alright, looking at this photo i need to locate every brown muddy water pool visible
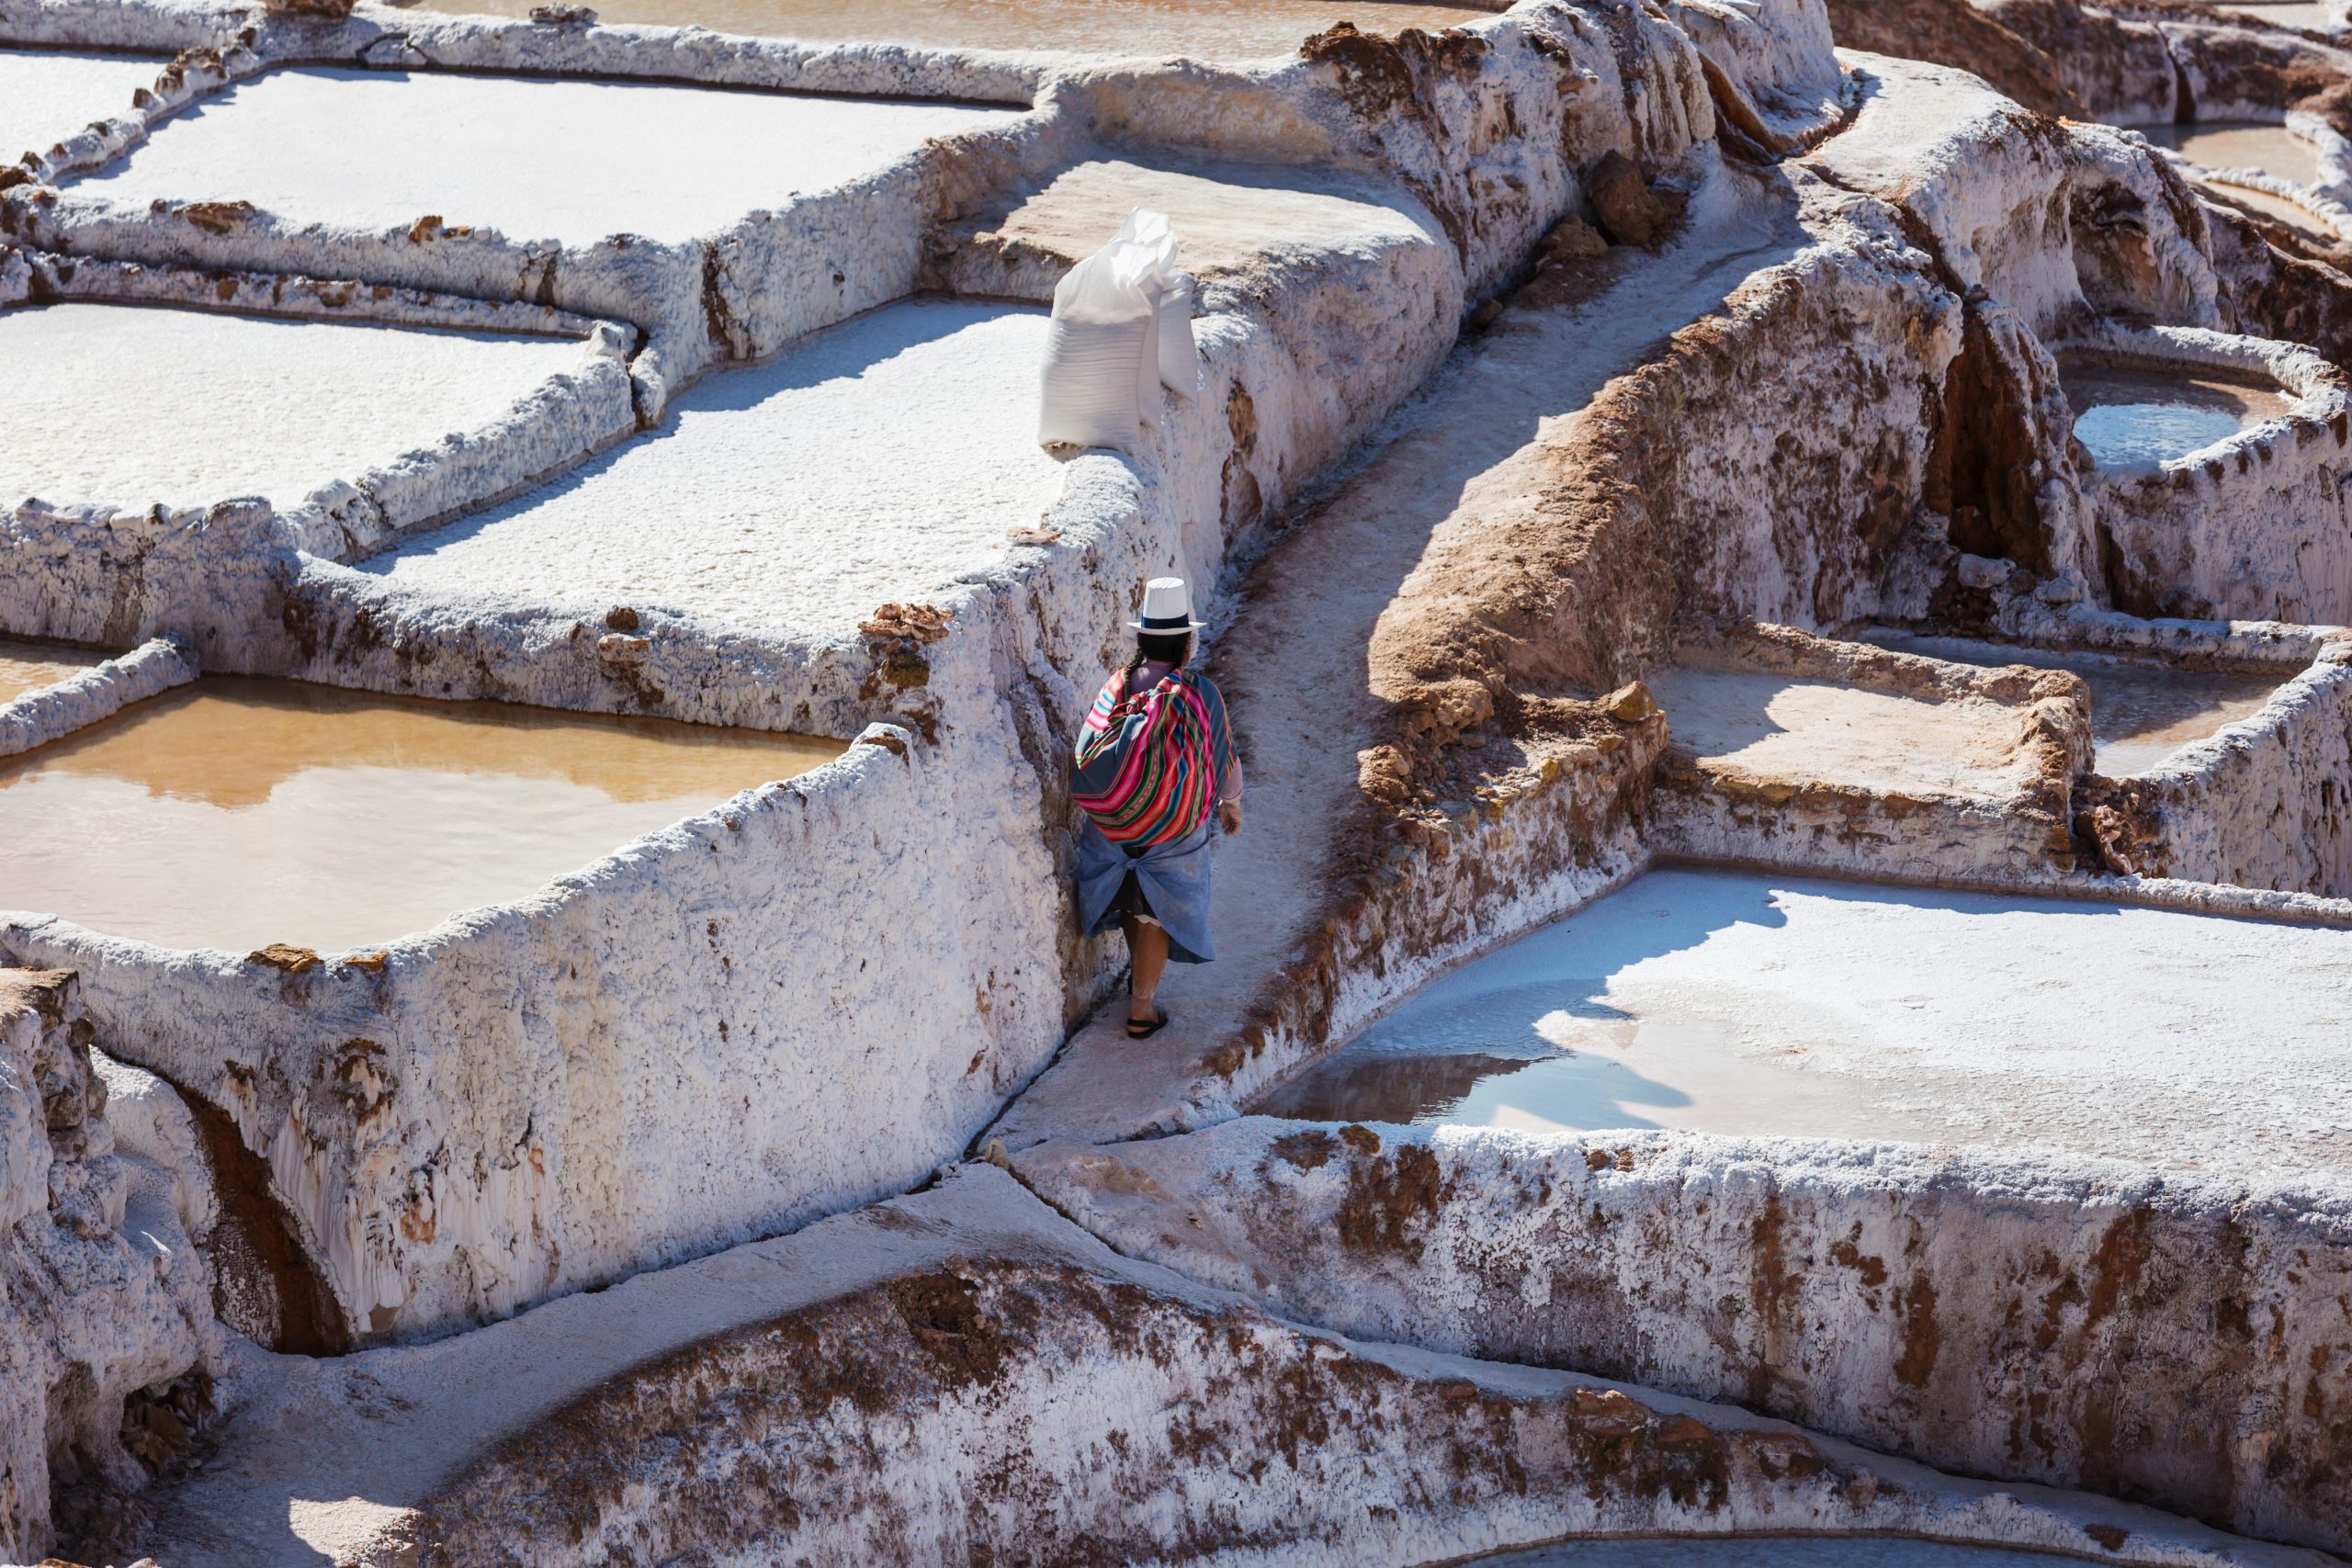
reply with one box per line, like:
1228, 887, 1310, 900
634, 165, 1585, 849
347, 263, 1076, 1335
390, 0, 1496, 57
1253, 867, 2352, 1175
1865, 632, 2283, 774
0, 677, 841, 953
0, 637, 107, 705
2059, 359, 2293, 467
2136, 119, 2325, 186
1460, 1540, 2084, 1565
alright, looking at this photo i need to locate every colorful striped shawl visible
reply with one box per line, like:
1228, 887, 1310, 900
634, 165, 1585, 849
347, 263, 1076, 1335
1071, 667, 1218, 849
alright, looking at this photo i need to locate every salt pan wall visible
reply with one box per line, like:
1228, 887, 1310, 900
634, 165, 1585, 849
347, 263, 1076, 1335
2068, 324, 2352, 625
0, 969, 210, 1562
1649, 621, 2092, 881
2051, 614, 2352, 896
1017, 1119, 2352, 1555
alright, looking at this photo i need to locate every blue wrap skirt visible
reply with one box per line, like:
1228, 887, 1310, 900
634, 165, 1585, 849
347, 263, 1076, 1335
1075, 817, 1216, 964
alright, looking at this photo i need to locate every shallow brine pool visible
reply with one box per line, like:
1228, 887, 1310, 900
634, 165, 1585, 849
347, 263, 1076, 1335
0, 637, 107, 705
70, 67, 1014, 246
0, 678, 842, 952
1864, 633, 2283, 774
390, 0, 1496, 59
1254, 868, 2352, 1175
0, 302, 587, 512
2061, 360, 2292, 467
2136, 119, 2324, 187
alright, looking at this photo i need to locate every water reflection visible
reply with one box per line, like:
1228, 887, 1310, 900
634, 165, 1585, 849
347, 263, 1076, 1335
2062, 361, 2291, 467
2136, 119, 2324, 186
0, 637, 106, 705
0, 677, 843, 951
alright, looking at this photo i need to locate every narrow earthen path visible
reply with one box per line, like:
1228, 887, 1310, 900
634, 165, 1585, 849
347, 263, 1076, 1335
993, 155, 1816, 1151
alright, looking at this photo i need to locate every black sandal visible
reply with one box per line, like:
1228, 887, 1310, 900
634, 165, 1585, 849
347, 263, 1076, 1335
1126, 1005, 1170, 1039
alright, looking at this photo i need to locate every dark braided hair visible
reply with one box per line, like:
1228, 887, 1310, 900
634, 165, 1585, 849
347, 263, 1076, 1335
1125, 630, 1195, 693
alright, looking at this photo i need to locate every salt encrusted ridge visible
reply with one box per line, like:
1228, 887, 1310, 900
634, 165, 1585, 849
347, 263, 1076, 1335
0, 635, 195, 756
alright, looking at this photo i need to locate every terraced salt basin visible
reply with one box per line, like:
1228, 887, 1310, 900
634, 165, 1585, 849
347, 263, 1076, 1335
1645, 664, 2025, 795
1462, 1541, 2080, 1566
2137, 118, 2324, 187
1867, 631, 2283, 774
0, 302, 587, 510
0, 45, 164, 156
1255, 867, 2352, 1178
2059, 356, 2293, 468
368, 298, 1063, 634
69, 67, 1013, 244
0, 637, 107, 704
0, 677, 842, 952
391, 0, 1497, 58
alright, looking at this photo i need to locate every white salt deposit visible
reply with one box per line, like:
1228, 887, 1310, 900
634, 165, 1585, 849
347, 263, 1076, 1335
0, 46, 162, 163
73, 67, 1014, 245
1646, 665, 2027, 795
369, 299, 1066, 636
1259, 868, 2352, 1178
1463, 1540, 2066, 1566
0, 302, 589, 511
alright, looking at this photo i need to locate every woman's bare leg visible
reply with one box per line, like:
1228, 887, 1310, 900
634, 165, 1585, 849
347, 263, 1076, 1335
1121, 915, 1170, 1021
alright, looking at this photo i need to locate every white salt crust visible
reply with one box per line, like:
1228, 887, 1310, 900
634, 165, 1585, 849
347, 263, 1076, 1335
368, 299, 1068, 637
71, 65, 1018, 246
1260, 866, 2352, 1179
0, 301, 593, 512
0, 44, 163, 161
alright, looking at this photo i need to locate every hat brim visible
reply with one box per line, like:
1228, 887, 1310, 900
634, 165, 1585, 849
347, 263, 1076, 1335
1127, 618, 1209, 632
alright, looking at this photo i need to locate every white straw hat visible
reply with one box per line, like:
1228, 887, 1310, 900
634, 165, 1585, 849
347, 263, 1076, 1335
1127, 575, 1208, 633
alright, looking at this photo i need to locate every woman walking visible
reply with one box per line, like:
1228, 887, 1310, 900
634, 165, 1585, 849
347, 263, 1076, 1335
1071, 577, 1243, 1039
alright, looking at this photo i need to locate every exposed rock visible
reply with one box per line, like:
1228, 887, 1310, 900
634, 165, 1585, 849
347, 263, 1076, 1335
1588, 150, 1665, 246
1540, 213, 1611, 262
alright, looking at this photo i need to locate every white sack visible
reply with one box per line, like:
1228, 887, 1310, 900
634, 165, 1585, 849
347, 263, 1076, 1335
1038, 231, 1164, 452
1116, 207, 1199, 398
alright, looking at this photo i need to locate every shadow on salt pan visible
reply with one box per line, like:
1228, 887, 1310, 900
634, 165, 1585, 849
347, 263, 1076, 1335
70, 67, 1014, 245
1256, 867, 2352, 1178
368, 298, 1064, 635
1455, 1539, 2084, 1565
0, 46, 165, 158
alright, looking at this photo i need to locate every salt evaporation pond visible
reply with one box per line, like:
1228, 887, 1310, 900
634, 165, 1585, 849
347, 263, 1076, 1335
73, 68, 1013, 245
0, 46, 164, 157
1254, 868, 2352, 1177
0, 637, 107, 705
2137, 118, 2324, 187
369, 299, 1064, 635
394, 0, 1496, 58
1867, 632, 2282, 774
1460, 1540, 2074, 1566
2061, 360, 2291, 467
0, 677, 842, 953
0, 303, 586, 511
1645, 664, 2027, 796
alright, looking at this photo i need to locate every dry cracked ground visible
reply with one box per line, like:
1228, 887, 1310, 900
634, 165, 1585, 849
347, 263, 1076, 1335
6, 0, 2352, 1564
